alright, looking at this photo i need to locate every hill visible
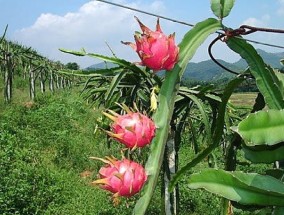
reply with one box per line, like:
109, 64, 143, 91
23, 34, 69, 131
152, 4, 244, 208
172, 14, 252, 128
184, 49, 283, 81
86, 61, 116, 70
86, 49, 284, 81
184, 59, 240, 81
234, 49, 284, 69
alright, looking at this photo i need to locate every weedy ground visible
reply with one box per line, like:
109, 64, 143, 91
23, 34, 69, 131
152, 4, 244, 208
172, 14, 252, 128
0, 79, 268, 214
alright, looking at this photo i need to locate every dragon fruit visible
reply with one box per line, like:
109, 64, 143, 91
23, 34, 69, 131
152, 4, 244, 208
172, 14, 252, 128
103, 107, 156, 149
92, 156, 147, 199
122, 16, 179, 72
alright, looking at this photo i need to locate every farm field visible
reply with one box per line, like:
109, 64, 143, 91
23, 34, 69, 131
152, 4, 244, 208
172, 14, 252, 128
229, 92, 258, 106
1, 0, 283, 209
0, 85, 271, 214
0, 86, 171, 214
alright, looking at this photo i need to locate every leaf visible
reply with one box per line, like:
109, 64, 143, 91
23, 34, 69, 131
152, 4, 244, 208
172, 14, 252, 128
243, 144, 284, 164
137, 89, 150, 104
59, 48, 86, 56
275, 69, 284, 94
226, 37, 284, 110
170, 76, 244, 191
58, 67, 123, 77
265, 169, 284, 180
273, 207, 284, 215
251, 93, 265, 113
0, 24, 8, 44
210, 0, 235, 19
133, 18, 222, 215
179, 93, 212, 142
178, 86, 221, 103
188, 169, 284, 206
60, 48, 147, 76
86, 53, 141, 72
105, 71, 126, 106
234, 109, 284, 146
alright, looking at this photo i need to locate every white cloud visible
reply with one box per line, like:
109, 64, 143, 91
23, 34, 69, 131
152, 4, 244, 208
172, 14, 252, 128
240, 14, 284, 55
242, 14, 270, 27
13, 0, 167, 68
278, 0, 284, 16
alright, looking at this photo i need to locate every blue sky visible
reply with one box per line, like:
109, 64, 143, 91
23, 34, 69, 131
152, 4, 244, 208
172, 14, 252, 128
1, 0, 284, 68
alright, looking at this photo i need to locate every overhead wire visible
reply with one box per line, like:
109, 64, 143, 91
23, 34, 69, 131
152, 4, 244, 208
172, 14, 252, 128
209, 25, 284, 75
208, 34, 240, 75
95, 0, 194, 27
94, 0, 284, 50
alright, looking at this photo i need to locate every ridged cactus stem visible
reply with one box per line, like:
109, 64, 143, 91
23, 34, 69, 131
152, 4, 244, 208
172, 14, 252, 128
132, 18, 222, 215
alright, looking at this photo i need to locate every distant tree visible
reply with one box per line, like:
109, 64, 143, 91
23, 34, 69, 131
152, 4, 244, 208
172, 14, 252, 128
66, 62, 80, 70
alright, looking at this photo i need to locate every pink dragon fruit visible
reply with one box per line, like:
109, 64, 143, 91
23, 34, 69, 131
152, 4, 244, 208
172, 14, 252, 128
122, 16, 179, 72
92, 156, 147, 200
103, 107, 156, 149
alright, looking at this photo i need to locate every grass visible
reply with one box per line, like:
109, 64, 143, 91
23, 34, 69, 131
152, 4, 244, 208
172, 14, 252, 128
0, 78, 271, 214
1, 82, 219, 214
1, 85, 164, 214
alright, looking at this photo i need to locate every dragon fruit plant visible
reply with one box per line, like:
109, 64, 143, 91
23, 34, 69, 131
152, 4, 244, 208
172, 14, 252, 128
91, 156, 148, 204
122, 16, 179, 72
103, 106, 156, 149
60, 1, 284, 213
93, 105, 154, 203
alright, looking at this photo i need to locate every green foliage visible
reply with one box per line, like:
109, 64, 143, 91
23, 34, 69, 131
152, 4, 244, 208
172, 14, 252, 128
14, 77, 29, 89
4, 1, 284, 214
0, 91, 149, 214
60, 5, 284, 213
227, 37, 284, 110
242, 144, 284, 164
132, 18, 223, 215
235, 110, 284, 146
0, 35, 75, 104
59, 49, 161, 111
65, 62, 80, 70
210, 0, 235, 19
170, 76, 244, 190
174, 10, 284, 212
187, 169, 284, 206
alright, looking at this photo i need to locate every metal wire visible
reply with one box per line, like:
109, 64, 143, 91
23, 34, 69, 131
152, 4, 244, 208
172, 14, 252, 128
208, 34, 240, 75
95, 0, 194, 27
209, 24, 284, 76
95, 0, 284, 76
95, 0, 284, 50
242, 38, 284, 49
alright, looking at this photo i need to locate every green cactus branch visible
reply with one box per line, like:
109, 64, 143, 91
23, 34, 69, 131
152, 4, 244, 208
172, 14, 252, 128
132, 18, 222, 215
226, 37, 284, 110
169, 76, 244, 191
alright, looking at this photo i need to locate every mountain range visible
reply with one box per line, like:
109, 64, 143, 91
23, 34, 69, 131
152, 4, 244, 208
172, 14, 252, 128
86, 49, 284, 81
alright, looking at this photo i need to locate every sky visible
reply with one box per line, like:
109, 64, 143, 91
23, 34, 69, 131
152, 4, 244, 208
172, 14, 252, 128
1, 0, 284, 68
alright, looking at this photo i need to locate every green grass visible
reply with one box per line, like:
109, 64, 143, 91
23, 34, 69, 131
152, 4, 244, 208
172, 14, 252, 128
0, 87, 164, 214
0, 79, 272, 214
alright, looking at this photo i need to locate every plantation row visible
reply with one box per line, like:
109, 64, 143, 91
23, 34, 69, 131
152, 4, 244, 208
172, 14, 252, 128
0, 87, 217, 215
1, 81, 272, 215
2, 0, 284, 214
0, 29, 79, 103
57, 1, 284, 213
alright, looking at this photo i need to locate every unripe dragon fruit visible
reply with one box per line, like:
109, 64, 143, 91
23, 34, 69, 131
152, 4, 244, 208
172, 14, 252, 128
122, 16, 179, 72
92, 156, 147, 199
103, 107, 156, 149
